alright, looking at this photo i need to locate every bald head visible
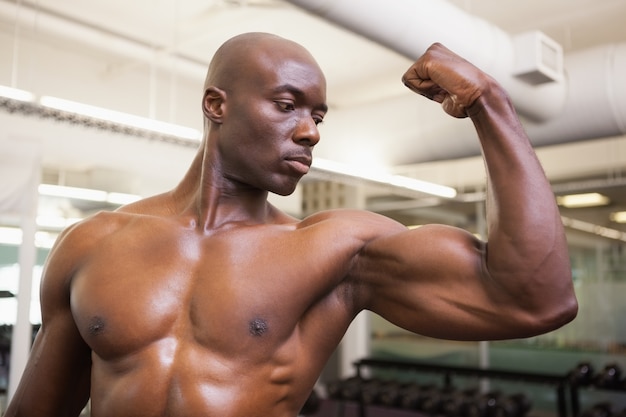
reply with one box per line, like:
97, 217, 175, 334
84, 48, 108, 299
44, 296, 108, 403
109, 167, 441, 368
204, 32, 323, 92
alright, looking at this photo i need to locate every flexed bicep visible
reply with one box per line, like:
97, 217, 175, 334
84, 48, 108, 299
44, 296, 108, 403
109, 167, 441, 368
351, 224, 538, 341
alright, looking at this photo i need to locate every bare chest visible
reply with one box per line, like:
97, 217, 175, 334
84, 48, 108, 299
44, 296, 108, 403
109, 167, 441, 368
70, 221, 358, 362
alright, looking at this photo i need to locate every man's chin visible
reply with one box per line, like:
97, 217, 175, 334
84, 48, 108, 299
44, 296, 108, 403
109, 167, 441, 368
270, 181, 300, 197
270, 174, 305, 196
271, 187, 297, 197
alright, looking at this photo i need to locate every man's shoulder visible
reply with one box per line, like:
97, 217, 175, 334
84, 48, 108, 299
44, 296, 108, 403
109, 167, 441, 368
297, 209, 406, 240
54, 210, 135, 254
39, 211, 136, 292
299, 208, 397, 224
116, 192, 172, 216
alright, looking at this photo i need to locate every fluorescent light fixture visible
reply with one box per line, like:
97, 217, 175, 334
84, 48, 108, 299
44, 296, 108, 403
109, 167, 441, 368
562, 216, 626, 242
556, 192, 610, 208
0, 85, 35, 102
312, 158, 456, 198
38, 184, 141, 205
610, 211, 626, 224
0, 227, 60, 248
0, 227, 23, 245
36, 216, 82, 229
35, 231, 60, 249
387, 175, 456, 198
39, 96, 202, 141
107, 192, 142, 205
39, 184, 107, 202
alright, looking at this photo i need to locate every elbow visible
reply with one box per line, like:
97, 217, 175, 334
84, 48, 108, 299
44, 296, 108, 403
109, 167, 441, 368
546, 295, 578, 331
520, 257, 579, 335
536, 268, 579, 333
526, 292, 579, 336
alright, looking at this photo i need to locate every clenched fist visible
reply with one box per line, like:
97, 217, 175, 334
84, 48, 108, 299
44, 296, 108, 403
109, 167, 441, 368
402, 43, 498, 119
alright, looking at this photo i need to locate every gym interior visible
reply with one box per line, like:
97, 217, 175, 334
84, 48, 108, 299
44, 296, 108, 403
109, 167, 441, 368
1, 0, 626, 416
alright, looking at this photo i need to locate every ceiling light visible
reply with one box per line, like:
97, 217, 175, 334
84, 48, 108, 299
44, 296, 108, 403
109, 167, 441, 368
36, 216, 82, 229
562, 216, 626, 242
39, 184, 107, 202
39, 96, 202, 141
0, 227, 60, 248
0, 227, 23, 245
387, 175, 456, 198
556, 192, 610, 208
35, 231, 60, 249
610, 211, 626, 223
312, 158, 456, 198
107, 192, 141, 205
0, 85, 35, 102
38, 184, 141, 204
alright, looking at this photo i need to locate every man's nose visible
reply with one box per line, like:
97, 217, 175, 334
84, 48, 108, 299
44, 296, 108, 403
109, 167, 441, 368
293, 117, 320, 147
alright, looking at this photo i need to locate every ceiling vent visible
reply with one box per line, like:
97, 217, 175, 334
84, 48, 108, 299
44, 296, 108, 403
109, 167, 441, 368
512, 31, 564, 85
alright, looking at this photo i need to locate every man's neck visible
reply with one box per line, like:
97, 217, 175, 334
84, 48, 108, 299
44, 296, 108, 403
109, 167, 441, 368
175, 141, 272, 231
193, 182, 271, 232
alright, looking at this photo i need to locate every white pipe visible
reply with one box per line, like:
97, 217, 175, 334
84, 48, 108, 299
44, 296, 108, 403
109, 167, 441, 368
0, 1, 206, 82
286, 0, 626, 160
525, 43, 626, 143
285, 0, 567, 122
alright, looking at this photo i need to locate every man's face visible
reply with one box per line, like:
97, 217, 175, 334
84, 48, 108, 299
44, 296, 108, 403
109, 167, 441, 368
217, 48, 328, 196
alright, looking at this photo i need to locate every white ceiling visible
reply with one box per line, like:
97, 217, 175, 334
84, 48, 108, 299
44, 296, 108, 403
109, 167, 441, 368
1, 0, 626, 237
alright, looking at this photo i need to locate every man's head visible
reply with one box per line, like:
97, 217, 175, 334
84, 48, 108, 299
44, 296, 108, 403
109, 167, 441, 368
201, 33, 328, 196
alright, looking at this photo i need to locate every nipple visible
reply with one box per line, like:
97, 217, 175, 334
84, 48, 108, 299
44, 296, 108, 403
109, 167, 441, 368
249, 318, 268, 337
88, 316, 106, 335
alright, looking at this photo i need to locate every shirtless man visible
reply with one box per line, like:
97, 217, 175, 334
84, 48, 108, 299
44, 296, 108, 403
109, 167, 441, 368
5, 32, 577, 417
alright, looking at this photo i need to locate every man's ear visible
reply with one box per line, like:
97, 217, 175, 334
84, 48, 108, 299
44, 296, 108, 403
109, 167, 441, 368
202, 86, 226, 123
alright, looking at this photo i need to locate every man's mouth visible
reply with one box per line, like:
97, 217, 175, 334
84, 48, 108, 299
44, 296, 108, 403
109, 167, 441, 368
285, 155, 312, 175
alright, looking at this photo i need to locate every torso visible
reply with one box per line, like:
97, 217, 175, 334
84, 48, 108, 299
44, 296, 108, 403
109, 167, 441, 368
69, 209, 380, 417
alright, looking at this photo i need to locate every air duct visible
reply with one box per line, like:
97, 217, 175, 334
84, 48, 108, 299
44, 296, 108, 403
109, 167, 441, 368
285, 0, 567, 122
286, 0, 626, 159
525, 43, 626, 143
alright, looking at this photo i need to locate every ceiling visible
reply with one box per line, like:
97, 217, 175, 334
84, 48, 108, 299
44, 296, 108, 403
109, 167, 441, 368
1, 0, 626, 244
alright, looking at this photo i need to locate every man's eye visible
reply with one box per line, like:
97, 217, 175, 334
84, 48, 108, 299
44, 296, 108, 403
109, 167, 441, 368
313, 117, 324, 126
275, 101, 295, 111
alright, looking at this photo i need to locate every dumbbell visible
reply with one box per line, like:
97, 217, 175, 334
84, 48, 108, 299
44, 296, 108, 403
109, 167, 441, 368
420, 386, 475, 416
438, 387, 482, 417
614, 407, 626, 417
569, 362, 595, 387
459, 391, 489, 417
376, 381, 405, 408
397, 383, 438, 411
593, 363, 623, 389
359, 378, 386, 405
418, 386, 449, 414
326, 376, 363, 401
472, 391, 501, 417
581, 402, 613, 417
487, 393, 532, 417
440, 388, 481, 417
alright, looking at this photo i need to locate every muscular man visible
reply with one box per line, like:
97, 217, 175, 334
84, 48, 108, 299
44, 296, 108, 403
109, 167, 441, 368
5, 32, 577, 417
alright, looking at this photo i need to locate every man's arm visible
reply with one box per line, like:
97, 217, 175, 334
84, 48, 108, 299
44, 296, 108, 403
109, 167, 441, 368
5, 224, 92, 417
350, 43, 577, 341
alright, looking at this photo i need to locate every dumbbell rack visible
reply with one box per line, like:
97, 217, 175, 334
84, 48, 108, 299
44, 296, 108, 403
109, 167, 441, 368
569, 380, 626, 417
345, 357, 571, 417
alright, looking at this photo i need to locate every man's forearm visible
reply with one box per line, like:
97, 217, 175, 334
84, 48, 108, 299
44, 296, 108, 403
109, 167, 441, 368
471, 83, 576, 326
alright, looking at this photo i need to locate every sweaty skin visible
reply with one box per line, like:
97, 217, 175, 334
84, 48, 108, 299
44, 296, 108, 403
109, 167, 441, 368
5, 34, 577, 417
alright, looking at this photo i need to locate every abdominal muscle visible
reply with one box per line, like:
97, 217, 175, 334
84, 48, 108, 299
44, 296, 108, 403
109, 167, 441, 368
89, 334, 310, 417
